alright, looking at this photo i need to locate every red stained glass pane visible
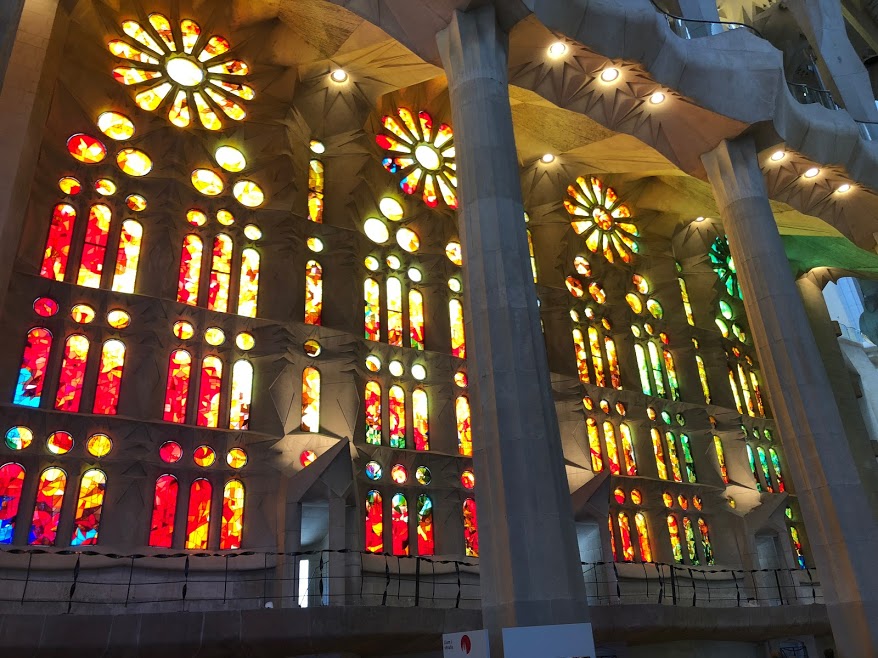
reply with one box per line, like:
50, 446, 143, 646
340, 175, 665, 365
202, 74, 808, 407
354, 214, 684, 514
365, 381, 381, 445
54, 334, 89, 412
304, 260, 322, 325
237, 248, 260, 317
185, 479, 212, 549
93, 339, 125, 415
40, 204, 77, 281
618, 512, 634, 562
208, 234, 232, 313
33, 297, 59, 317
149, 474, 178, 548
159, 441, 182, 463
0, 463, 25, 544
71, 469, 106, 546
28, 467, 66, 545
391, 493, 409, 556
77, 204, 112, 288
197, 356, 223, 427
412, 388, 429, 451
176, 235, 203, 305
456, 395, 472, 456
463, 498, 478, 557
449, 299, 466, 358
388, 385, 405, 449
417, 494, 434, 556
220, 479, 244, 550
14, 327, 53, 407
301, 367, 320, 432
364, 278, 380, 341
67, 133, 106, 163
365, 490, 383, 553
163, 350, 191, 423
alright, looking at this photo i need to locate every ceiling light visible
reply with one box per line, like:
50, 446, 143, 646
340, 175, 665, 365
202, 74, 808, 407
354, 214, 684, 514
836, 183, 852, 193
330, 68, 348, 83
803, 167, 820, 179
540, 153, 555, 164
695, 216, 705, 222
649, 91, 666, 104
770, 150, 785, 162
547, 42, 568, 59
600, 68, 620, 82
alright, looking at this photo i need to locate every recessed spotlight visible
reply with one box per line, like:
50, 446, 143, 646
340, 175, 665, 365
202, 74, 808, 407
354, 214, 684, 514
695, 216, 705, 222
649, 91, 666, 104
770, 150, 785, 162
803, 167, 820, 179
541, 153, 555, 164
309, 139, 325, 154
836, 183, 852, 193
330, 69, 348, 83
600, 68, 620, 82
547, 42, 568, 59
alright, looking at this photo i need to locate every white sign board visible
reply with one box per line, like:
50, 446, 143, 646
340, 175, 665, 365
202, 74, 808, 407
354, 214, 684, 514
502, 623, 596, 658
443, 629, 490, 658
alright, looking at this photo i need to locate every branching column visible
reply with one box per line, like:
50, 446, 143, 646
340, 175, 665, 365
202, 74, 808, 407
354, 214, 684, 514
703, 136, 878, 656
437, 6, 588, 652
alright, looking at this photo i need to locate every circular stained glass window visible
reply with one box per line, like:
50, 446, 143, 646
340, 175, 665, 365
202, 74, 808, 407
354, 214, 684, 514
365, 461, 382, 480
461, 470, 475, 489
632, 274, 649, 294
445, 241, 462, 265
411, 364, 426, 381
454, 371, 468, 388
693, 495, 703, 511
107, 310, 131, 329
236, 333, 255, 351
33, 297, 59, 317
300, 450, 317, 467
67, 134, 106, 163
95, 178, 117, 196
216, 209, 235, 226
365, 355, 381, 372
233, 180, 264, 207
646, 299, 663, 319
662, 492, 674, 508
573, 255, 591, 276
5, 426, 33, 451
386, 255, 401, 270
379, 197, 404, 221
448, 278, 461, 293
166, 57, 204, 86
215, 145, 246, 172
117, 148, 152, 176
191, 169, 224, 196
159, 441, 183, 463
391, 464, 407, 484
613, 487, 625, 504
227, 447, 248, 468
173, 320, 194, 340
187, 209, 207, 226
364, 256, 380, 271
396, 227, 419, 252
630, 489, 642, 505
303, 339, 321, 357
59, 177, 81, 195
407, 267, 422, 283
565, 276, 584, 298
307, 237, 324, 253
244, 224, 262, 240
87, 434, 112, 457
625, 293, 643, 314
126, 194, 147, 211
389, 360, 404, 377
71, 304, 96, 324
97, 111, 135, 140
46, 431, 73, 455
194, 445, 216, 467
678, 495, 689, 510
415, 466, 432, 485
204, 327, 225, 346
364, 218, 389, 243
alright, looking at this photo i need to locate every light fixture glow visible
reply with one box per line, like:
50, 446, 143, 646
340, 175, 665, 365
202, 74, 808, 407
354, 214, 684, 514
803, 167, 820, 179
649, 91, 666, 104
540, 153, 555, 164
836, 183, 852, 193
770, 150, 785, 162
695, 216, 705, 222
330, 68, 348, 83
600, 68, 620, 82
547, 42, 568, 59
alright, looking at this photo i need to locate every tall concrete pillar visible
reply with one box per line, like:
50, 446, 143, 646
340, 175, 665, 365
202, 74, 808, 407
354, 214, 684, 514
702, 136, 878, 657
436, 6, 589, 654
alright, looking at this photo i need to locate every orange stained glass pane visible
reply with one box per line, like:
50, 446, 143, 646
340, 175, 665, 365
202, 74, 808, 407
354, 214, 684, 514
59, 177, 81, 195
388, 385, 406, 449
148, 13, 175, 50
93, 339, 125, 415
220, 479, 244, 550
114, 67, 163, 86
67, 134, 106, 163
41, 204, 77, 281
301, 367, 320, 432
180, 19, 201, 54
572, 328, 589, 385
365, 490, 383, 553
227, 448, 247, 469
194, 445, 216, 468
177, 235, 204, 304
635, 513, 652, 562
29, 467, 66, 545
617, 512, 634, 562
208, 234, 232, 312
76, 204, 112, 288
364, 278, 381, 341
149, 474, 178, 548
168, 90, 191, 127
211, 80, 255, 100
185, 479, 212, 549
127, 194, 147, 211
387, 277, 403, 347
565, 276, 584, 298
70, 469, 106, 546
605, 336, 621, 389
199, 35, 230, 61
173, 321, 194, 340
229, 360, 253, 431
409, 289, 425, 350
111, 219, 142, 293
192, 169, 224, 196
197, 356, 222, 427
163, 349, 191, 423
134, 82, 172, 111
236, 248, 260, 318
449, 299, 466, 358
463, 498, 478, 557
308, 159, 324, 223
667, 514, 683, 563
666, 432, 683, 482
391, 493, 409, 556
192, 92, 222, 130
117, 148, 152, 176
304, 260, 322, 325
86, 434, 112, 457
207, 59, 249, 75
121, 20, 162, 53
97, 111, 135, 140
588, 327, 605, 387
204, 87, 246, 121
94, 178, 117, 196
412, 387, 429, 451
456, 394, 472, 456
54, 334, 89, 412
620, 423, 637, 475
365, 381, 382, 445
603, 421, 620, 475
107, 40, 159, 64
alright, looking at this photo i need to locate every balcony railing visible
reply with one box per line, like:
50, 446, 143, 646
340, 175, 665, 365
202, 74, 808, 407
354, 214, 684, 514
648, 0, 763, 40
786, 82, 839, 110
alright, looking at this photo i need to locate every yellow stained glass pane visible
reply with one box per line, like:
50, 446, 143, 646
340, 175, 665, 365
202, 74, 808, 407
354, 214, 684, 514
113, 67, 162, 86
59, 177, 81, 195
204, 327, 225, 346
117, 148, 152, 176
445, 241, 462, 265
173, 321, 194, 339
199, 35, 231, 62
204, 87, 246, 121
191, 169, 224, 196
233, 180, 264, 207
107, 310, 131, 329
227, 447, 247, 468
122, 20, 162, 54
215, 146, 246, 172
108, 40, 159, 64
86, 434, 112, 457
187, 209, 207, 226
396, 227, 419, 252
211, 80, 255, 100
207, 60, 249, 75
94, 179, 117, 196
235, 332, 254, 350
97, 112, 135, 140
193, 92, 222, 130
216, 209, 235, 226
180, 19, 201, 54
168, 90, 191, 127
148, 13, 176, 51
134, 83, 172, 112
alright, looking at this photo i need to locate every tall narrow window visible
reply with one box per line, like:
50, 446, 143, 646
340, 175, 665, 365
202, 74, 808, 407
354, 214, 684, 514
304, 259, 322, 325
757, 446, 774, 493
149, 474, 178, 548
769, 448, 785, 492
301, 367, 320, 432
737, 364, 755, 416
71, 469, 107, 546
387, 277, 403, 347
449, 299, 466, 358
682, 517, 698, 564
608, 514, 617, 559
602, 421, 620, 475
365, 490, 383, 553
197, 356, 223, 427
417, 494, 434, 555
40, 204, 77, 281
746, 444, 762, 491
55, 334, 89, 412
651, 428, 668, 480
111, 219, 142, 293
667, 515, 683, 563
750, 371, 766, 416
605, 336, 621, 389
237, 248, 260, 317
14, 327, 53, 407
572, 329, 590, 385
694, 349, 711, 404
163, 350, 191, 423
177, 235, 203, 305
714, 436, 729, 483
588, 327, 605, 387
77, 204, 112, 288
93, 339, 125, 415
587, 417, 603, 472
678, 276, 695, 325
412, 387, 429, 451
634, 512, 652, 562
185, 478, 212, 550
789, 526, 806, 568
463, 498, 478, 557
392, 493, 409, 556
208, 234, 233, 312
617, 512, 634, 562
409, 289, 425, 350
680, 434, 697, 483
728, 369, 744, 414
364, 278, 381, 341
620, 423, 637, 475
220, 479, 244, 550
365, 381, 382, 445
647, 342, 666, 397
456, 394, 472, 456
634, 344, 651, 396
389, 385, 406, 448
229, 360, 253, 430
29, 467, 66, 545
308, 159, 324, 223
697, 518, 714, 565
665, 432, 683, 483
526, 229, 538, 283
0, 463, 25, 544
663, 349, 680, 401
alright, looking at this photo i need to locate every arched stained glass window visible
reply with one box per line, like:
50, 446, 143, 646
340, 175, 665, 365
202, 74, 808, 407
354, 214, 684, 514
208, 234, 233, 312
365, 381, 382, 445
197, 356, 223, 428
695, 352, 711, 404
55, 334, 89, 412
14, 327, 53, 407
635, 512, 652, 562
177, 234, 203, 305
409, 289, 425, 350
617, 512, 634, 562
77, 204, 112, 288
229, 360, 253, 430
0, 463, 25, 544
607, 514, 617, 559
750, 371, 766, 416
389, 385, 406, 449
737, 364, 755, 416
41, 204, 77, 281
220, 479, 244, 550
746, 444, 762, 491
678, 277, 694, 325
111, 219, 142, 293
682, 516, 698, 564
456, 394, 472, 456
663, 349, 680, 401
714, 436, 729, 483
634, 344, 651, 396
728, 368, 744, 414
308, 159, 324, 223
364, 278, 381, 341
620, 423, 637, 476
756, 446, 773, 493
185, 478, 212, 550
588, 327, 605, 387
572, 329, 590, 385
391, 492, 409, 556
651, 428, 668, 480
605, 336, 621, 389
449, 299, 466, 358
163, 349, 191, 423
680, 434, 697, 484
602, 421, 620, 475
769, 448, 785, 492
71, 469, 107, 546
412, 387, 429, 451
304, 259, 322, 325
387, 277, 403, 347
417, 494, 434, 555
149, 474, 178, 548
301, 367, 320, 432
647, 342, 666, 398
665, 432, 683, 483
365, 490, 383, 553
29, 467, 66, 545
697, 518, 714, 565
527, 229, 538, 283
667, 515, 683, 563
237, 248, 260, 317
93, 339, 125, 415
463, 498, 478, 557
790, 526, 806, 568
587, 417, 603, 472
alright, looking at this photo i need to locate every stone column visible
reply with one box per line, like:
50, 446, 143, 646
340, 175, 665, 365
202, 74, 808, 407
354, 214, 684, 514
702, 136, 878, 657
437, 6, 589, 653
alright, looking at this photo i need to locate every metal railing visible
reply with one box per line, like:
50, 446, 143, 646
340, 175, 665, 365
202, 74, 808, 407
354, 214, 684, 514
786, 82, 838, 110
648, 0, 763, 40
0, 548, 823, 615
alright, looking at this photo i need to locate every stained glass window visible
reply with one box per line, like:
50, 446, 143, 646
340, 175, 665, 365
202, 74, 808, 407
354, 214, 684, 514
635, 512, 652, 562
93, 339, 125, 414
184, 479, 212, 550
365, 381, 382, 445
229, 360, 253, 430
683, 516, 698, 564
365, 490, 383, 553
76, 204, 112, 287
412, 387, 429, 451
220, 479, 244, 550
111, 219, 142, 293
572, 329, 590, 385
710, 236, 742, 299
29, 467, 66, 545
665, 432, 683, 483
745, 444, 762, 491
695, 352, 711, 404
564, 176, 638, 264
617, 512, 634, 561
678, 277, 694, 325
620, 423, 637, 475
237, 248, 260, 317
697, 518, 714, 565
197, 356, 223, 427
149, 474, 178, 548
790, 526, 806, 568
463, 498, 478, 557
456, 395, 472, 456
663, 349, 680, 400
177, 235, 203, 305
417, 494, 434, 555
71, 469, 106, 546
680, 434, 697, 483
208, 234, 233, 312
769, 448, 785, 492
450, 299, 466, 358
384, 277, 402, 347
647, 342, 666, 398
527, 228, 538, 283
301, 367, 320, 432
389, 385, 406, 448
757, 446, 774, 493
55, 334, 89, 412
0, 463, 25, 544
602, 421, 620, 475
392, 493, 409, 556
651, 428, 668, 480
304, 260, 322, 325
634, 344, 651, 396
308, 159, 324, 222
163, 349, 191, 423
364, 278, 381, 341
714, 436, 729, 483
15, 327, 52, 408
409, 290, 425, 350
41, 204, 77, 281
587, 417, 603, 472
667, 515, 683, 563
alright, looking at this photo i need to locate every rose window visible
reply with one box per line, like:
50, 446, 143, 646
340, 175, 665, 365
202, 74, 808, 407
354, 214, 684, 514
564, 176, 639, 264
